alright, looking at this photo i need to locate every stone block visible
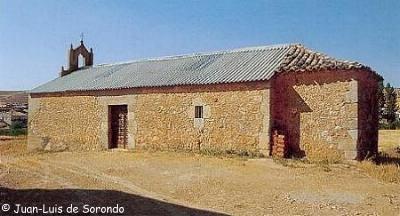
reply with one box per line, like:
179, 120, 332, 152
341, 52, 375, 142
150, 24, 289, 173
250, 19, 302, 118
344, 150, 357, 160
348, 129, 358, 141
44, 140, 67, 152
27, 135, 49, 152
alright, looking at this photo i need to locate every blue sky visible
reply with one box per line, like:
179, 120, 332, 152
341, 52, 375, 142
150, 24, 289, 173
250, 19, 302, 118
0, 0, 399, 90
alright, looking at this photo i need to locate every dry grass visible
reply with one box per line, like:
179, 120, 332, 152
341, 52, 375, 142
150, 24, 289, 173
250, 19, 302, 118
357, 160, 400, 184
0, 135, 28, 156
379, 130, 400, 151
357, 130, 400, 184
3, 132, 400, 185
303, 142, 343, 164
279, 131, 400, 183
2, 136, 400, 215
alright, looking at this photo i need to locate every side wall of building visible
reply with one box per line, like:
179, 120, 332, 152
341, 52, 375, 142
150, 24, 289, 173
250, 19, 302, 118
28, 96, 102, 151
271, 69, 379, 160
134, 82, 270, 153
28, 82, 271, 153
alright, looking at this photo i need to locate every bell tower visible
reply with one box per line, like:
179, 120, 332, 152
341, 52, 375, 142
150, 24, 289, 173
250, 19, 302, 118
60, 39, 94, 77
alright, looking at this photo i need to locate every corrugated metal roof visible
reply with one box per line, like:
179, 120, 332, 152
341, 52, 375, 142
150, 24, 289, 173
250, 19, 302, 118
31, 43, 375, 93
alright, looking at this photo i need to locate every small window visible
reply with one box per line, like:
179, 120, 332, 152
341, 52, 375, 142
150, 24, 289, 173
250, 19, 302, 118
195, 106, 203, 118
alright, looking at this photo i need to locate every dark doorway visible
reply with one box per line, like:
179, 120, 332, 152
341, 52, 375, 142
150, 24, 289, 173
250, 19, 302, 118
109, 105, 128, 149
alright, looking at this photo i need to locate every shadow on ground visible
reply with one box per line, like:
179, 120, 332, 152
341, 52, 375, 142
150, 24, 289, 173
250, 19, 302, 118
374, 149, 400, 165
375, 155, 400, 165
0, 187, 228, 216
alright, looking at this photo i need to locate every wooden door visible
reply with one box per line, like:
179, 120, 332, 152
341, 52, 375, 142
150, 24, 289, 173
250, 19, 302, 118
109, 105, 128, 149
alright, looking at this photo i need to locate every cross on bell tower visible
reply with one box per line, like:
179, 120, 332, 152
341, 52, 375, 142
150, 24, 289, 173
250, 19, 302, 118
60, 35, 94, 77
80, 32, 84, 44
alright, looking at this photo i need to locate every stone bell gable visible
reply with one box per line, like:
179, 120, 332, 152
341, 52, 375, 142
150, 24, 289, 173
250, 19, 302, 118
60, 40, 94, 77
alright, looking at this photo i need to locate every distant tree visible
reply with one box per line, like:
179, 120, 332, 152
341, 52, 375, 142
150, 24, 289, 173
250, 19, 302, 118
384, 83, 398, 128
377, 81, 385, 122
9, 121, 25, 136
10, 121, 24, 130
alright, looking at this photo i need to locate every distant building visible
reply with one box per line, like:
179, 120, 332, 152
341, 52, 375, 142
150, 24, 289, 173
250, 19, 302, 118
29, 41, 382, 160
0, 109, 27, 128
0, 91, 28, 106
0, 92, 28, 129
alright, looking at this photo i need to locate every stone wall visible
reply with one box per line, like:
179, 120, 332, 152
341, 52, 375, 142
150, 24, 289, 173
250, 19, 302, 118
134, 82, 270, 153
271, 69, 379, 160
28, 96, 102, 151
29, 70, 379, 159
28, 81, 271, 154
271, 130, 288, 158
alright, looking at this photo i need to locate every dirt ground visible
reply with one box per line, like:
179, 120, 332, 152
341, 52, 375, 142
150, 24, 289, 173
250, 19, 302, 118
0, 136, 400, 216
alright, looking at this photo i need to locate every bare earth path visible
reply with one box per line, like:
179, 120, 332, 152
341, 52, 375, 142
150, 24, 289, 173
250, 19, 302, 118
0, 139, 399, 215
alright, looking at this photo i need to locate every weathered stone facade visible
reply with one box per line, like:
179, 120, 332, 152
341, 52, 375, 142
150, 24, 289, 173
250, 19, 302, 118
271, 69, 379, 160
134, 82, 270, 153
28, 96, 101, 151
28, 70, 379, 160
28, 43, 382, 160
29, 82, 270, 154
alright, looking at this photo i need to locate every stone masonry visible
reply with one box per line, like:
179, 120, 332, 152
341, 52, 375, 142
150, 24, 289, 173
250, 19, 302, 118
271, 69, 379, 160
29, 81, 271, 154
28, 96, 101, 151
271, 130, 288, 158
28, 69, 380, 160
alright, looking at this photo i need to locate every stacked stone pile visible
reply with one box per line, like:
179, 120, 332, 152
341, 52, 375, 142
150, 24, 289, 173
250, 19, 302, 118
272, 130, 288, 158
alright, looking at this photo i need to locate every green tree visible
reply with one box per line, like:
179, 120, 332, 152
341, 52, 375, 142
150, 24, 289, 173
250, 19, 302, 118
377, 81, 385, 122
384, 83, 398, 128
9, 121, 25, 136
